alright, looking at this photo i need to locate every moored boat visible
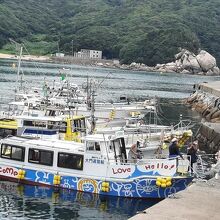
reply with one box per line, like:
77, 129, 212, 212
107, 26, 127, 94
0, 114, 87, 141
0, 134, 193, 199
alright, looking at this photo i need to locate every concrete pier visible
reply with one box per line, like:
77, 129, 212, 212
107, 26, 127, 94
186, 81, 220, 152
199, 81, 220, 97
129, 178, 220, 220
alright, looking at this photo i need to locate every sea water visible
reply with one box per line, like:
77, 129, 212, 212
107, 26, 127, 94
0, 59, 219, 219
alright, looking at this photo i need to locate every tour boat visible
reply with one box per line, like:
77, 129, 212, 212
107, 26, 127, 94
0, 133, 193, 199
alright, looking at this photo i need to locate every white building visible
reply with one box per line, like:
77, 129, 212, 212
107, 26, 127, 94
55, 53, 65, 57
74, 49, 102, 59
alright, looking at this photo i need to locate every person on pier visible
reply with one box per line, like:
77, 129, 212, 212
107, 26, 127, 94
169, 138, 183, 159
187, 140, 198, 174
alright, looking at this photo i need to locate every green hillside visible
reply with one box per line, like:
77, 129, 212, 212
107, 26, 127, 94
0, 0, 219, 66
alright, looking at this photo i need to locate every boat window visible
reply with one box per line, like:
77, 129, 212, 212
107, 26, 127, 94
111, 138, 127, 163
80, 118, 86, 132
58, 153, 83, 170
23, 120, 47, 128
45, 110, 56, 116
23, 120, 34, 126
0, 129, 16, 138
72, 118, 86, 133
86, 142, 101, 151
59, 122, 67, 133
28, 148, 53, 166
48, 121, 60, 130
1, 144, 25, 161
73, 119, 80, 132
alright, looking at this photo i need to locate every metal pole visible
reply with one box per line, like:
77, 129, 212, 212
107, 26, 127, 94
91, 80, 96, 133
16, 46, 23, 93
72, 40, 74, 57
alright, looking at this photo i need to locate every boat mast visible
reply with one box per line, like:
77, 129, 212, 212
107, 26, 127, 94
9, 39, 23, 93
16, 46, 23, 92
90, 79, 96, 134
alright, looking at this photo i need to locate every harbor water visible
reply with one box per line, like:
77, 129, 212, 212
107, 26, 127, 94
0, 59, 220, 219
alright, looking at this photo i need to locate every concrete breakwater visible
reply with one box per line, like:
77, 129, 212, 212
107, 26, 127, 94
185, 81, 220, 153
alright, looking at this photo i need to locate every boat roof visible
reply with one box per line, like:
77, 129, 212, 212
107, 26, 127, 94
0, 119, 17, 129
15, 115, 64, 122
8, 101, 25, 106
1, 136, 84, 152
15, 114, 85, 121
83, 132, 124, 142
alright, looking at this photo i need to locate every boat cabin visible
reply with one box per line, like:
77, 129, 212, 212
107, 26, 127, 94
83, 133, 127, 164
15, 115, 86, 142
0, 134, 128, 177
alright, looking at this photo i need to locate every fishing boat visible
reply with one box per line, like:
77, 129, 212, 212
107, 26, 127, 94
0, 114, 87, 141
0, 133, 193, 199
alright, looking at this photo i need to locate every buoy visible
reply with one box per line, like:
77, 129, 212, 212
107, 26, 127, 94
156, 177, 173, 188
161, 179, 166, 184
156, 181, 161, 186
166, 177, 172, 181
101, 181, 110, 192
156, 177, 163, 182
166, 181, 172, 187
17, 169, 26, 180
53, 174, 61, 185
161, 183, 167, 188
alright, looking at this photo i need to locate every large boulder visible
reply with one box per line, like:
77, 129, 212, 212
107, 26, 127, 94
180, 69, 191, 74
175, 49, 187, 60
151, 48, 219, 75
181, 54, 191, 69
196, 50, 216, 72
164, 62, 177, 72
188, 55, 201, 73
205, 69, 215, 76
212, 66, 220, 75
178, 52, 201, 74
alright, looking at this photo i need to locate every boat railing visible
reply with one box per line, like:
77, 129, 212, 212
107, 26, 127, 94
0, 110, 21, 119
193, 153, 218, 180
172, 119, 193, 132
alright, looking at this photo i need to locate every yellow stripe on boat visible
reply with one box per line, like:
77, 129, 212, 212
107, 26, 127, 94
0, 119, 18, 130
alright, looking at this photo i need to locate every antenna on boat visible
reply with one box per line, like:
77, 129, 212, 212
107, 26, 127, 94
83, 72, 113, 134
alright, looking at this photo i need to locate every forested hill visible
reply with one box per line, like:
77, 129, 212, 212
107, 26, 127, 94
0, 0, 220, 66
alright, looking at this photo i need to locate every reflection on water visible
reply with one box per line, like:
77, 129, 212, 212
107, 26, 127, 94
0, 181, 160, 220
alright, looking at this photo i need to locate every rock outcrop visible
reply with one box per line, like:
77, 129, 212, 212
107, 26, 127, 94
156, 49, 220, 75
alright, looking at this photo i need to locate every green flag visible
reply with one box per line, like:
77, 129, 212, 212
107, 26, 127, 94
61, 74, 65, 81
